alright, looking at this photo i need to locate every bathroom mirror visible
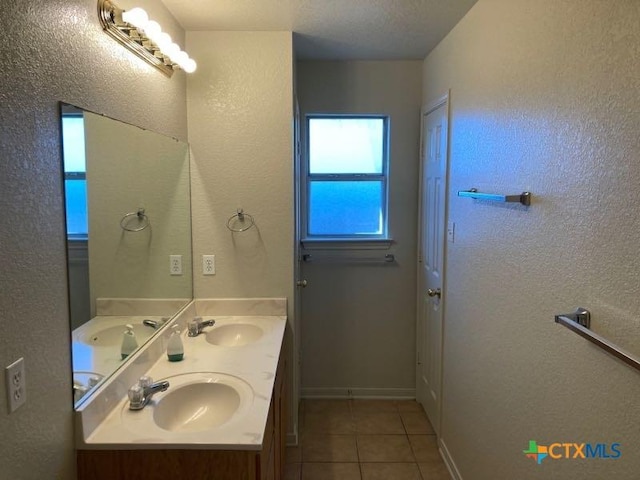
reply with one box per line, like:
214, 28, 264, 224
60, 103, 192, 408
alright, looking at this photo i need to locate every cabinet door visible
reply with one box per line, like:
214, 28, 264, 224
265, 439, 276, 480
274, 354, 287, 479
258, 397, 275, 480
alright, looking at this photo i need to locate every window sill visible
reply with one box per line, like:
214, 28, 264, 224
301, 238, 394, 250
67, 237, 88, 246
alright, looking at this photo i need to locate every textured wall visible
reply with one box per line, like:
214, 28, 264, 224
0, 0, 187, 477
296, 61, 423, 396
186, 31, 294, 302
186, 30, 295, 430
422, 0, 640, 478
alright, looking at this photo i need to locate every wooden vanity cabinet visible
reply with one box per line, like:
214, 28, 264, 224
77, 345, 287, 480
258, 344, 286, 480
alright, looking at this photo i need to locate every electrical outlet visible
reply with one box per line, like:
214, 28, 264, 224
5, 357, 26, 413
203, 255, 215, 275
170, 255, 182, 275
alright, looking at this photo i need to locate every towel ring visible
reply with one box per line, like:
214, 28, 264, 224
226, 208, 255, 232
120, 208, 150, 232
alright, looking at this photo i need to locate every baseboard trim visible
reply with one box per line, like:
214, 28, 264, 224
440, 437, 463, 480
301, 387, 415, 399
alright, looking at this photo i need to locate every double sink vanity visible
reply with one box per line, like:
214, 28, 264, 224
61, 105, 288, 479
75, 298, 287, 480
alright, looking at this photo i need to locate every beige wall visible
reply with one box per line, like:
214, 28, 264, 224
423, 1, 640, 478
186, 30, 296, 434
186, 31, 294, 303
297, 61, 423, 397
85, 112, 192, 313
0, 0, 187, 477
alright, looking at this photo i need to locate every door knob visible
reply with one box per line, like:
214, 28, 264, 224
427, 288, 441, 298
296, 279, 308, 288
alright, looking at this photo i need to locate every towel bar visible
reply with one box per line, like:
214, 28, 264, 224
457, 188, 531, 206
555, 308, 640, 372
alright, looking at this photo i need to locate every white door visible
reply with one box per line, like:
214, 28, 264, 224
417, 97, 449, 434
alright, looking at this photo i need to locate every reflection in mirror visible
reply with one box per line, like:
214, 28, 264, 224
60, 104, 192, 408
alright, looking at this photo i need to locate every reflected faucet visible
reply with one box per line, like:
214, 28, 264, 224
142, 317, 170, 330
187, 316, 215, 337
73, 374, 103, 403
73, 382, 90, 403
128, 376, 169, 410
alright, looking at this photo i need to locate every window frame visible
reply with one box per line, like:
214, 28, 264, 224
61, 111, 89, 241
301, 114, 391, 246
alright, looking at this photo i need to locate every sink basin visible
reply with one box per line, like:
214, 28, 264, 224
121, 372, 254, 435
77, 322, 152, 347
206, 323, 264, 347
155, 382, 241, 432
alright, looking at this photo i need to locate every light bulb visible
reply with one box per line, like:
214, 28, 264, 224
156, 32, 172, 51
182, 58, 197, 73
144, 20, 161, 41
164, 42, 181, 59
122, 8, 149, 29
173, 50, 189, 66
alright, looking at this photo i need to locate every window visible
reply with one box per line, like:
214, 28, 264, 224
61, 114, 88, 239
304, 115, 389, 240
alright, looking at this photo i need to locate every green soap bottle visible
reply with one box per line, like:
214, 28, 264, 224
167, 325, 184, 362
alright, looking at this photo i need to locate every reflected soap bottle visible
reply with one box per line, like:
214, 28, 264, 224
167, 325, 184, 362
120, 324, 138, 360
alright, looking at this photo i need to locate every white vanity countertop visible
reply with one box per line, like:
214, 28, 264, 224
72, 315, 165, 376
79, 314, 286, 450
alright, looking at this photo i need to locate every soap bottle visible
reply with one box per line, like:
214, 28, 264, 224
167, 325, 184, 362
120, 324, 138, 360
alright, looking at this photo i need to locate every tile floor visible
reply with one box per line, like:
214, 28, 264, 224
284, 399, 451, 480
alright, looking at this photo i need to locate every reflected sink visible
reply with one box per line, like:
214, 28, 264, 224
77, 322, 152, 347
121, 372, 254, 435
206, 324, 264, 347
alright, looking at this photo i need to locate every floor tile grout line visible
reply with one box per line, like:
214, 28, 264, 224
354, 431, 361, 472
401, 412, 409, 436
298, 400, 444, 480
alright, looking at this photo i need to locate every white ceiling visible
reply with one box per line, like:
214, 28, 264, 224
160, 0, 479, 60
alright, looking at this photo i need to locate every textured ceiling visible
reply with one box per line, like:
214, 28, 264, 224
160, 0, 479, 60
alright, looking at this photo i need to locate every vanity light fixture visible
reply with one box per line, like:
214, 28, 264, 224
98, 0, 197, 77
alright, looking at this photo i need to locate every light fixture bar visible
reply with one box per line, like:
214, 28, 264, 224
98, 0, 196, 77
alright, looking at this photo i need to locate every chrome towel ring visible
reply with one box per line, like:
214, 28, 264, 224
120, 208, 150, 232
226, 208, 255, 232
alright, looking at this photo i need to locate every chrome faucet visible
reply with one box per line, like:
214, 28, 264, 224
73, 375, 103, 403
128, 376, 169, 410
142, 317, 169, 330
73, 382, 90, 402
187, 316, 215, 337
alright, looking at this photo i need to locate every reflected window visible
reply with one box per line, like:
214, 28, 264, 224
305, 116, 389, 238
61, 115, 88, 239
